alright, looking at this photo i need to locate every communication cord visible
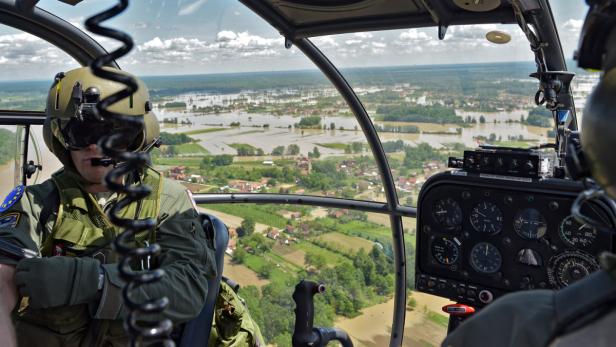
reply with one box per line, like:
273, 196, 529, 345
84, 0, 174, 345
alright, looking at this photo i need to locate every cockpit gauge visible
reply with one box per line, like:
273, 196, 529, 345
516, 248, 543, 267
548, 251, 599, 289
469, 242, 502, 274
431, 236, 461, 266
514, 208, 547, 240
559, 215, 597, 248
470, 201, 503, 234
433, 198, 463, 229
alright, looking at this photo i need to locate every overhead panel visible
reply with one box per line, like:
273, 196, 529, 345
270, 0, 423, 26
242, 0, 518, 39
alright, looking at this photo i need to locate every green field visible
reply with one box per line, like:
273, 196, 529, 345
336, 220, 392, 240
153, 157, 203, 167
316, 143, 347, 150
427, 311, 449, 328
203, 204, 287, 228
181, 127, 227, 135
174, 143, 209, 155
291, 241, 351, 266
243, 253, 292, 284
313, 232, 374, 253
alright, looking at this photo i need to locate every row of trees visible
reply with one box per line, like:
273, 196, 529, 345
272, 144, 300, 156
160, 132, 192, 145
0, 129, 15, 165
525, 106, 553, 127
377, 104, 463, 124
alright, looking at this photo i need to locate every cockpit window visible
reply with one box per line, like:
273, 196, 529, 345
0, 1, 603, 346
0, 25, 74, 111
0, 125, 18, 193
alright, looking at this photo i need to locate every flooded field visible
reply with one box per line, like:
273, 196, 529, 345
159, 107, 550, 156
337, 292, 451, 347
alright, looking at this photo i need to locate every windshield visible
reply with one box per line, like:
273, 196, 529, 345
0, 1, 600, 346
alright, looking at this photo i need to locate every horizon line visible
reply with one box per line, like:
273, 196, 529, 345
0, 59, 579, 83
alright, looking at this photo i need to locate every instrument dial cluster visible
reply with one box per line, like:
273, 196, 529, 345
416, 172, 614, 307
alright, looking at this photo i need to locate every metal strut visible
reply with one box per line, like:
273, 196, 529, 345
84, 1, 173, 346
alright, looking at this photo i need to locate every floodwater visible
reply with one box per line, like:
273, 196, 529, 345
337, 292, 451, 347
160, 107, 549, 156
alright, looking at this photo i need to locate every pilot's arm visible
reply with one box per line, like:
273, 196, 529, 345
92, 182, 217, 322
0, 183, 52, 346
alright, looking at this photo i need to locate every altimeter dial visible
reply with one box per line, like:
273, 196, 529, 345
470, 201, 503, 234
548, 251, 599, 289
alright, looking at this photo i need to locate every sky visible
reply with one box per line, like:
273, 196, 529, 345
0, 0, 589, 80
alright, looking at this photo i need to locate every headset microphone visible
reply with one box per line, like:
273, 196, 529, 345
90, 158, 115, 167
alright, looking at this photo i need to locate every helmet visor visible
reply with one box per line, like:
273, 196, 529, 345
62, 116, 143, 151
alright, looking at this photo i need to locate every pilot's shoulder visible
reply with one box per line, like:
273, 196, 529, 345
0, 179, 56, 213
160, 177, 189, 198
159, 177, 197, 211
24, 179, 56, 198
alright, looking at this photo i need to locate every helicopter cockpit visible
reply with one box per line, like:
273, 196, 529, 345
0, 0, 613, 346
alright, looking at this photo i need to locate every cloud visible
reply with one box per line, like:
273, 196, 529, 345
0, 33, 66, 65
562, 19, 583, 32
354, 32, 373, 39
136, 31, 284, 64
398, 28, 431, 42
178, 0, 208, 16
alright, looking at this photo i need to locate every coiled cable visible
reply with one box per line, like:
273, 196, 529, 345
84, 1, 174, 345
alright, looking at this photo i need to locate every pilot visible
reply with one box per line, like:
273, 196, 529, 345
442, 1, 616, 346
0, 66, 218, 346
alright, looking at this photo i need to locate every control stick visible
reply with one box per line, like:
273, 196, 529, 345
292, 280, 354, 347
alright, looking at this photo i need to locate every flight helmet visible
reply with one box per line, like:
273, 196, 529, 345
43, 66, 160, 168
577, 0, 616, 199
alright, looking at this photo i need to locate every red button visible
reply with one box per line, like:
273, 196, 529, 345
442, 304, 476, 316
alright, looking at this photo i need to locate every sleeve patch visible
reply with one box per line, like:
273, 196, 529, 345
0, 185, 25, 213
0, 213, 20, 229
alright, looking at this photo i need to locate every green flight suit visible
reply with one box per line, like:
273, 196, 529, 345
0, 166, 217, 346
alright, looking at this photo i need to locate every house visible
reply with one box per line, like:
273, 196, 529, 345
290, 212, 302, 220
328, 209, 349, 219
296, 156, 312, 175
228, 180, 265, 193
168, 166, 188, 181
262, 160, 274, 166
267, 229, 280, 240
285, 225, 295, 234
189, 174, 204, 184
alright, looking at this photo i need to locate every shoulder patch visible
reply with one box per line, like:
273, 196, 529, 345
0, 185, 25, 213
0, 213, 20, 229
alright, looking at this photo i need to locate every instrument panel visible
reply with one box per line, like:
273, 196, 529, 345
416, 172, 614, 307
